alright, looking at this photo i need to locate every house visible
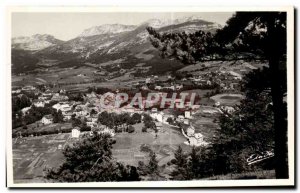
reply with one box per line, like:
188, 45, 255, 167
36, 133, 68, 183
41, 114, 53, 125
32, 100, 45, 107
185, 111, 191, 119
186, 125, 195, 137
52, 102, 72, 112
155, 122, 163, 130
145, 78, 151, 84
141, 85, 149, 90
155, 86, 162, 90
220, 106, 235, 114
72, 127, 81, 138
176, 115, 185, 123
12, 89, 21, 94
22, 85, 35, 91
214, 101, 221, 107
151, 108, 158, 113
62, 112, 73, 121
74, 110, 89, 117
150, 112, 163, 122
21, 107, 31, 115
99, 127, 115, 137
189, 133, 207, 146
183, 119, 190, 125
51, 93, 69, 102
87, 122, 97, 128
59, 89, 66, 94
175, 84, 183, 90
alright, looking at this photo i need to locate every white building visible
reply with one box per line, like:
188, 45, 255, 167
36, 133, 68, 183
22, 85, 35, 91
145, 78, 151, 84
21, 107, 31, 115
33, 100, 45, 107
12, 89, 21, 94
51, 93, 69, 102
41, 114, 53, 125
177, 115, 185, 122
185, 111, 191, 119
72, 127, 81, 138
186, 125, 195, 137
99, 127, 115, 137
52, 103, 72, 112
155, 86, 162, 90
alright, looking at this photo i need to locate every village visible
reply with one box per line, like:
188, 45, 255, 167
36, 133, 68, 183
12, 69, 243, 142
11, 69, 245, 181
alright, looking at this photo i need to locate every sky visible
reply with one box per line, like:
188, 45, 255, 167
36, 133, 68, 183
12, 12, 234, 41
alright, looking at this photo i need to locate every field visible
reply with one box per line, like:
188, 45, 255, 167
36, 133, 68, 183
210, 93, 245, 106
191, 107, 220, 142
13, 133, 71, 183
178, 60, 268, 76
13, 123, 72, 137
203, 170, 275, 180
12, 121, 190, 182
113, 123, 190, 167
12, 66, 100, 87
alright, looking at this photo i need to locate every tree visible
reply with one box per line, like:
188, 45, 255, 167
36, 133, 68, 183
188, 146, 200, 179
46, 132, 140, 182
166, 117, 174, 125
170, 146, 190, 180
147, 151, 159, 174
131, 113, 142, 124
147, 12, 288, 179
142, 126, 147, 132
53, 109, 64, 123
128, 125, 135, 133
216, 12, 288, 179
90, 109, 97, 115
71, 117, 82, 128
142, 113, 152, 123
98, 111, 114, 128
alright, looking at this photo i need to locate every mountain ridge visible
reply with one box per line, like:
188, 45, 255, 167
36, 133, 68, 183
11, 17, 222, 75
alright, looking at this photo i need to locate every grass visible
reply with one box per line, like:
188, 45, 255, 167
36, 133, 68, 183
203, 170, 275, 180
210, 93, 245, 106
13, 123, 73, 137
112, 123, 190, 167
13, 133, 71, 182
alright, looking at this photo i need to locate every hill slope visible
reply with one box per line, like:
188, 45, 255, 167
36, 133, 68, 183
11, 17, 222, 75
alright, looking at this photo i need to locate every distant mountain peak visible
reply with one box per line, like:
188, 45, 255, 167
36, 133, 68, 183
78, 24, 137, 37
12, 34, 63, 51
144, 16, 220, 29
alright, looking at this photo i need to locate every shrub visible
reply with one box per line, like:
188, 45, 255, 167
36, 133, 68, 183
128, 125, 135, 133
142, 126, 147, 132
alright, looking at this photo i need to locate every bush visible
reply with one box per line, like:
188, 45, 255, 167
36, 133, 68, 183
140, 144, 152, 153
128, 125, 135, 133
142, 127, 147, 132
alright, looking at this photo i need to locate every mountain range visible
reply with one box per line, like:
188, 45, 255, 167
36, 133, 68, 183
11, 17, 222, 75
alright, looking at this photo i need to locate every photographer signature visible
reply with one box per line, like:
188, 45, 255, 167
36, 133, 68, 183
247, 150, 274, 165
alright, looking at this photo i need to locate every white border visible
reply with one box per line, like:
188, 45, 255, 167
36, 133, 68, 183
5, 6, 295, 188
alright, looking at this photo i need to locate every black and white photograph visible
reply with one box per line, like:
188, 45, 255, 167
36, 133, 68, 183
6, 6, 294, 187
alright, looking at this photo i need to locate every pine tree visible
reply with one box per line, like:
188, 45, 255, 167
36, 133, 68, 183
46, 132, 140, 182
147, 12, 288, 179
189, 146, 200, 178
148, 151, 158, 174
171, 146, 190, 180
